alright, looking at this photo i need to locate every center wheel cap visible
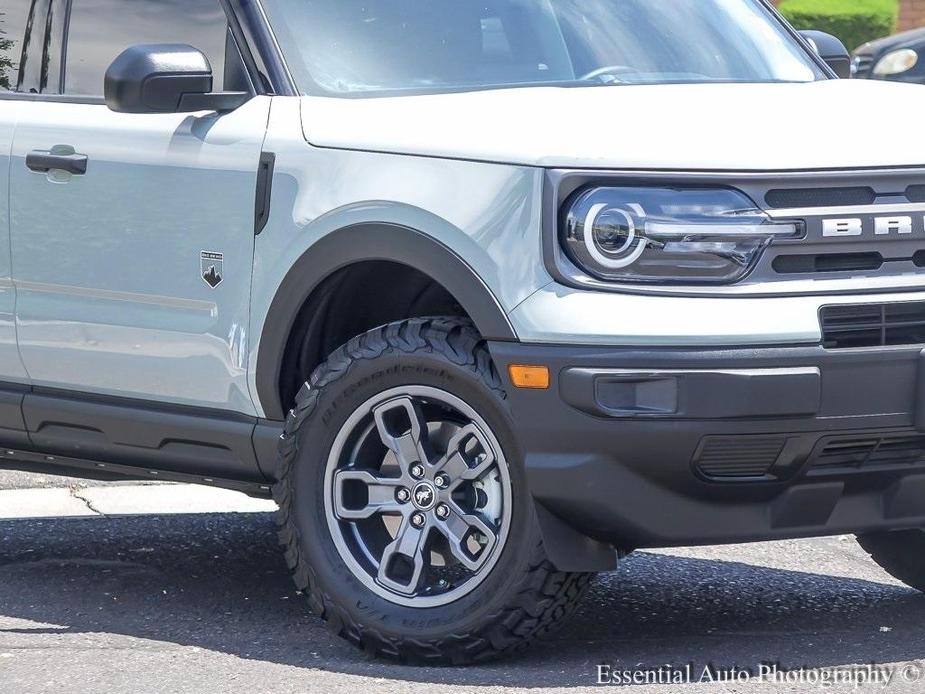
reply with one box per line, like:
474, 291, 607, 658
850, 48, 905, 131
411, 481, 438, 511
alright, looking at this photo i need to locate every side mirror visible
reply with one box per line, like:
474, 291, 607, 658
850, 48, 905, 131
799, 30, 851, 78
104, 44, 250, 114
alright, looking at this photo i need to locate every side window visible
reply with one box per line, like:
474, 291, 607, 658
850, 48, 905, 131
64, 0, 229, 97
0, 2, 32, 91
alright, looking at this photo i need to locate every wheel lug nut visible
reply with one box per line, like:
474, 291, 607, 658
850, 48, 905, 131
410, 464, 425, 479
410, 512, 426, 528
396, 487, 410, 503
435, 504, 450, 520
435, 474, 450, 489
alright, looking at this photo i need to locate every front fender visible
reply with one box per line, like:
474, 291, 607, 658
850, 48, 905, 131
254, 221, 518, 420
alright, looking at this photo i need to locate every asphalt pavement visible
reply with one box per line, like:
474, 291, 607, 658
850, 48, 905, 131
1, 470, 924, 693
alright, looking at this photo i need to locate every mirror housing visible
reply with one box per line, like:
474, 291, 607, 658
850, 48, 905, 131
104, 44, 250, 114
799, 30, 851, 78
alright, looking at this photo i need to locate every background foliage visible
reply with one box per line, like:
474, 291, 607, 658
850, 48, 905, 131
778, 0, 898, 50
0, 11, 16, 91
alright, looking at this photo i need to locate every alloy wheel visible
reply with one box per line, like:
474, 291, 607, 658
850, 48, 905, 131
323, 386, 512, 608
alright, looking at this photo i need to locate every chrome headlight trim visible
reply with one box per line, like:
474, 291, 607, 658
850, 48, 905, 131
542, 167, 925, 299
560, 185, 798, 285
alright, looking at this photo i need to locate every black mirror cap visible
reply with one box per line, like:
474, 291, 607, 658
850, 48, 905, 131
799, 30, 851, 78
105, 44, 213, 114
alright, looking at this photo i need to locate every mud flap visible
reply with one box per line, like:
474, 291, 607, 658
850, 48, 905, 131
534, 500, 619, 572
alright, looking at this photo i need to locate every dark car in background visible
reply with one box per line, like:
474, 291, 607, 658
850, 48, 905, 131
853, 27, 925, 83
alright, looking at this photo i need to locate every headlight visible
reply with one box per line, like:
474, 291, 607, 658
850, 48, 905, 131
561, 187, 799, 285
873, 48, 919, 76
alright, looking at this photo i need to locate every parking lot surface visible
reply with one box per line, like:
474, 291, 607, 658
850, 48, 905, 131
1, 471, 923, 693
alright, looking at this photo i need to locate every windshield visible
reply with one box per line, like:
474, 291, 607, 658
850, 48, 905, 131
261, 0, 825, 96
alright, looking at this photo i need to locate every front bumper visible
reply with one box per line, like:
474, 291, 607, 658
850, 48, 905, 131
489, 340, 925, 549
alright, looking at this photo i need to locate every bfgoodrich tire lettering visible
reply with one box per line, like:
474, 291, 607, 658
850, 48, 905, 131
273, 317, 593, 663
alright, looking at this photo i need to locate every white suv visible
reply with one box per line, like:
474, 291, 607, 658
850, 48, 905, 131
3, 0, 925, 664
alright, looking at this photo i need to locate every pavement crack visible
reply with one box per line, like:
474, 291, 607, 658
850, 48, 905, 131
68, 486, 106, 517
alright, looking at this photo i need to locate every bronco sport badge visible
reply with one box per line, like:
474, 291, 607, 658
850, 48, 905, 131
201, 251, 224, 288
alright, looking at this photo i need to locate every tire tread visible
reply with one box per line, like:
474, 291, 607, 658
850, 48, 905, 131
857, 530, 925, 592
273, 317, 593, 664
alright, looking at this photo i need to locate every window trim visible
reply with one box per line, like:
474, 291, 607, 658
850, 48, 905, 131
5, 0, 52, 94
231, 0, 297, 96
0, 91, 103, 105
758, 0, 838, 79
5, 0, 276, 105
3, 0, 297, 102
222, 0, 266, 94
62, 0, 240, 98
55, 0, 73, 92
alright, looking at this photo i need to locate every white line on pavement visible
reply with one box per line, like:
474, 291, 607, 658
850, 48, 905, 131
0, 488, 99, 519
0, 484, 277, 520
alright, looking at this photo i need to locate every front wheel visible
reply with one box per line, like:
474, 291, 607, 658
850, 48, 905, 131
274, 318, 593, 663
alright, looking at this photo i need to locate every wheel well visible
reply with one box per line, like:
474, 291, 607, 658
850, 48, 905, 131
277, 261, 471, 412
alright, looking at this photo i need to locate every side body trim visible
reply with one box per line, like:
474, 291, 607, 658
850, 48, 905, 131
0, 383, 282, 485
254, 151, 275, 234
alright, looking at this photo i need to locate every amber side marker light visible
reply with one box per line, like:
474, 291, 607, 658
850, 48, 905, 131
508, 365, 551, 390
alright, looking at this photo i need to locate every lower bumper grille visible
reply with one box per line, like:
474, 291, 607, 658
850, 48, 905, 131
693, 430, 925, 483
821, 301, 925, 349
693, 435, 787, 480
809, 433, 925, 475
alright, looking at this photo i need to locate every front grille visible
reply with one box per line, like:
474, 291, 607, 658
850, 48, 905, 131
907, 185, 925, 202
853, 55, 874, 78
693, 435, 787, 480
809, 434, 925, 474
564, 169, 925, 292
773, 251, 883, 274
749, 171, 925, 288
821, 302, 925, 348
764, 186, 876, 209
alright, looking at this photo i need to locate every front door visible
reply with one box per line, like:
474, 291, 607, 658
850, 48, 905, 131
0, 2, 33, 447
9, 0, 269, 414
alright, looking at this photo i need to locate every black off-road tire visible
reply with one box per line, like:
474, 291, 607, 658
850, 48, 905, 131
857, 530, 925, 592
273, 317, 594, 664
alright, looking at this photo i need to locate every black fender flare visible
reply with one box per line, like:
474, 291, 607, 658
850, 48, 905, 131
255, 222, 518, 421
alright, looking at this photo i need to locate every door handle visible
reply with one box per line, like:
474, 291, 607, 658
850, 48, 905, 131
26, 150, 89, 175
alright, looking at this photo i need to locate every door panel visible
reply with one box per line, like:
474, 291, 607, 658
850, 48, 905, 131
0, 0, 32, 387
0, 100, 28, 386
9, 97, 271, 413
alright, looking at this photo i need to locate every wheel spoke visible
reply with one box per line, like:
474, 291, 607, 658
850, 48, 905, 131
435, 504, 497, 571
332, 469, 403, 520
373, 397, 432, 473
433, 424, 496, 481
377, 517, 429, 595
325, 385, 513, 606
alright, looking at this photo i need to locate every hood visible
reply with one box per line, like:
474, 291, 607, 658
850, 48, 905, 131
300, 79, 925, 172
855, 27, 925, 56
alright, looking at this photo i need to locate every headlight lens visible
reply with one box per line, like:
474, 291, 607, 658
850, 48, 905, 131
561, 187, 799, 285
873, 48, 919, 76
